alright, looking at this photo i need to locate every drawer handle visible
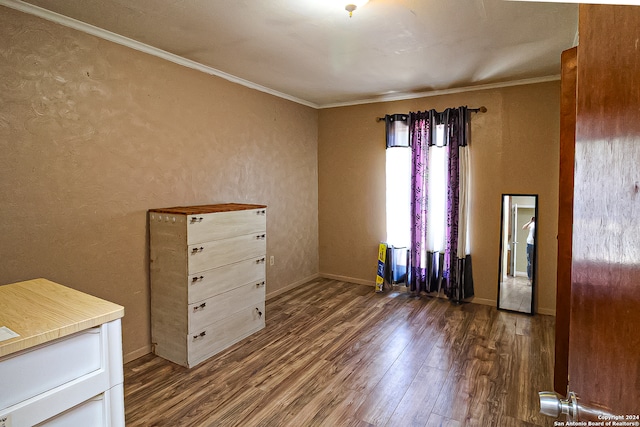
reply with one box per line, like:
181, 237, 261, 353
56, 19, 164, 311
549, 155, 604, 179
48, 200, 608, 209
256, 210, 266, 215
190, 217, 203, 224
256, 234, 266, 240
193, 331, 206, 340
256, 308, 263, 318
256, 257, 266, 264
191, 247, 204, 254
191, 275, 204, 283
193, 302, 206, 312
256, 281, 265, 287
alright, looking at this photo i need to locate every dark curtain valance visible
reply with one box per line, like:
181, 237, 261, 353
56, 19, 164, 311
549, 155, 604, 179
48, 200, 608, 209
409, 106, 470, 148
385, 114, 410, 148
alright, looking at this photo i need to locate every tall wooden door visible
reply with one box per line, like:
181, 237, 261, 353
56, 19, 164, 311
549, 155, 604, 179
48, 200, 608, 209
554, 46, 576, 397
567, 4, 640, 418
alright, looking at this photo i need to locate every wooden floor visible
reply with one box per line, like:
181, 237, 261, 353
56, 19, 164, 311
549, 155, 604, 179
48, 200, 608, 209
124, 278, 555, 427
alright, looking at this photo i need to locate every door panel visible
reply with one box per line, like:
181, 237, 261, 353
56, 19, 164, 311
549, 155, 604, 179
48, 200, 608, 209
569, 4, 640, 416
554, 46, 576, 396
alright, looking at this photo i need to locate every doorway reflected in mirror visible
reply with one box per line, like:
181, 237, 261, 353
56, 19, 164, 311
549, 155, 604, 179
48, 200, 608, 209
498, 194, 538, 314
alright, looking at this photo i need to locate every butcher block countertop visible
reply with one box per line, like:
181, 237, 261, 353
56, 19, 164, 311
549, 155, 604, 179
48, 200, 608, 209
0, 278, 124, 358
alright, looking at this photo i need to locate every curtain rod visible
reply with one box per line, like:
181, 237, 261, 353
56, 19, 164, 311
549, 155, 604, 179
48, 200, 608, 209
375, 106, 487, 122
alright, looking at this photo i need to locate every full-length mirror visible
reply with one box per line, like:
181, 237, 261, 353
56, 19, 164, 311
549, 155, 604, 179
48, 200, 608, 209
497, 194, 538, 314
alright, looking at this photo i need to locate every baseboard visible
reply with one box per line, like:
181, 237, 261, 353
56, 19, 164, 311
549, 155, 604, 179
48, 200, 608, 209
123, 277, 556, 365
537, 307, 556, 316
266, 273, 320, 300
124, 344, 152, 364
474, 297, 556, 316
471, 297, 496, 307
123, 276, 319, 363
267, 273, 558, 316
319, 273, 376, 287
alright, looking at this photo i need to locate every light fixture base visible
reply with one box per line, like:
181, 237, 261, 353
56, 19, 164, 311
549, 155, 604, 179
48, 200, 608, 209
345, 4, 357, 17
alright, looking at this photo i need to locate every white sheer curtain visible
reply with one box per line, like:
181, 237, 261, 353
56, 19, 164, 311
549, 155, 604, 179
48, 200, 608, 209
426, 126, 448, 254
458, 146, 471, 257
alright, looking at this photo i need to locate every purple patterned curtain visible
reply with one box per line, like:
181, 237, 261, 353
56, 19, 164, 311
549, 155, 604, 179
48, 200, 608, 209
409, 107, 474, 302
408, 110, 435, 293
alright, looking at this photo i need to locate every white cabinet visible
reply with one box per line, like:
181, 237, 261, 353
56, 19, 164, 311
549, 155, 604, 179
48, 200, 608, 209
149, 203, 267, 368
0, 279, 125, 427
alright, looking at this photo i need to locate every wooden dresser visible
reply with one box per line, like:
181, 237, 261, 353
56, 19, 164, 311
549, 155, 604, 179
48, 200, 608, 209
149, 203, 267, 368
0, 278, 125, 427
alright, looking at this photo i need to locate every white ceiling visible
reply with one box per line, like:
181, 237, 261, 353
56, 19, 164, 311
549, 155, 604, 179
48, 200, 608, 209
8, 0, 578, 108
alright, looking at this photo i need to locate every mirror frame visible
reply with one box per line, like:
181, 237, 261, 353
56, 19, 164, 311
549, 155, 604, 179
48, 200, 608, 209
497, 193, 538, 315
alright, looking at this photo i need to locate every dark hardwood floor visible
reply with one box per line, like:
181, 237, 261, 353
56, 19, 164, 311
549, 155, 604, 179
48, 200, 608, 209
124, 278, 555, 426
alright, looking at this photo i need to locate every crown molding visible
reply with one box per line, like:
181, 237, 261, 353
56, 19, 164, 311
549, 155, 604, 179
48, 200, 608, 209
318, 75, 561, 109
508, 0, 640, 4
2, 0, 563, 111
0, 0, 320, 109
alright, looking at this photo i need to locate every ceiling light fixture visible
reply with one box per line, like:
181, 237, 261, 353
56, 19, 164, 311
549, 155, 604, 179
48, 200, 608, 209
345, 0, 369, 17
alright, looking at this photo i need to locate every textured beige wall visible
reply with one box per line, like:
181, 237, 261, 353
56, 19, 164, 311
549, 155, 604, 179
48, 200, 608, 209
0, 6, 319, 361
318, 82, 560, 314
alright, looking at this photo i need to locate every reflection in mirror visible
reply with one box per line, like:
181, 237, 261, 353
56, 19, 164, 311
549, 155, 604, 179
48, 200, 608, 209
498, 194, 537, 314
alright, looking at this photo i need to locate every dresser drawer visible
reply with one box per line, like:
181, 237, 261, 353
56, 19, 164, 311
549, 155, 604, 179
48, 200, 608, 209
188, 303, 265, 366
187, 209, 266, 244
189, 280, 266, 332
188, 257, 266, 304
0, 320, 123, 427
188, 233, 266, 273
38, 385, 123, 427
0, 327, 102, 410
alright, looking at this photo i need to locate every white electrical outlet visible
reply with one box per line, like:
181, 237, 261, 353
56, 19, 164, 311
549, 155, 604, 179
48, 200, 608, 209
270, 256, 274, 266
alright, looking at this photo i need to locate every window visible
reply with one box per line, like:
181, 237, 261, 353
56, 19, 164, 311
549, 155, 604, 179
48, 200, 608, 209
385, 146, 411, 248
386, 124, 447, 251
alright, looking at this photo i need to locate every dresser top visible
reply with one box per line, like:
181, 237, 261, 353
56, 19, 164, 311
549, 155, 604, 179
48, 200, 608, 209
0, 278, 124, 357
149, 203, 267, 215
